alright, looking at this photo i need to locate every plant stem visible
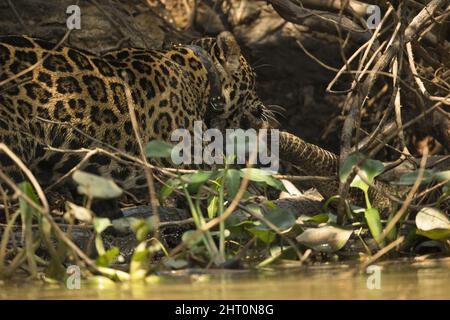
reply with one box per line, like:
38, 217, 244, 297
219, 172, 226, 261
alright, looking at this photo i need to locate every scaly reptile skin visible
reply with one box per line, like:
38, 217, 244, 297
278, 131, 396, 210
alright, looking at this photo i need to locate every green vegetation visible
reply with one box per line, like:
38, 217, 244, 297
0, 140, 448, 286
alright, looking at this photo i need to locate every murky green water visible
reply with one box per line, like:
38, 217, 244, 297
1, 259, 450, 299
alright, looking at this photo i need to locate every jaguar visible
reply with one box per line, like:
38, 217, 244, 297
0, 32, 397, 216
0, 32, 271, 196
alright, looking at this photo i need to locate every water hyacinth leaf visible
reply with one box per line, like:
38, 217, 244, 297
240, 168, 270, 182
365, 208, 385, 247
296, 225, 353, 253
416, 207, 450, 231
297, 213, 330, 224
362, 158, 385, 182
350, 175, 369, 193
340, 153, 364, 183
246, 209, 295, 244
394, 170, 434, 186
159, 178, 181, 203
351, 160, 384, 192
416, 207, 450, 240
183, 170, 213, 184
145, 140, 174, 158
264, 176, 286, 191
225, 211, 251, 227
247, 225, 276, 244
96, 246, 119, 267
73, 170, 123, 199
130, 218, 155, 242
183, 170, 212, 193
93, 217, 112, 234
225, 211, 253, 236
226, 169, 241, 199
66, 201, 93, 222
417, 227, 450, 240
264, 208, 297, 231
240, 168, 285, 191
339, 154, 384, 191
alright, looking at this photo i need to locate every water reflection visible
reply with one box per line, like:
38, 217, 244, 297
1, 260, 450, 299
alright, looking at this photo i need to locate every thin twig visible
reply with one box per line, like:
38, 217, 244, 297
380, 142, 429, 243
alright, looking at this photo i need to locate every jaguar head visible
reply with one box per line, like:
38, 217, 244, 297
193, 32, 274, 130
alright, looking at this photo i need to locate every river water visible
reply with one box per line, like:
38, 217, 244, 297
1, 259, 449, 299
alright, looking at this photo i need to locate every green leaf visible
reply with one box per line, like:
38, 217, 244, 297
394, 170, 434, 186
264, 208, 297, 231
385, 211, 398, 243
362, 158, 385, 182
240, 168, 270, 182
297, 213, 330, 224
246, 209, 296, 244
296, 225, 353, 252
207, 196, 219, 219
93, 217, 112, 234
145, 140, 174, 158
184, 170, 213, 184
365, 207, 385, 247
415, 207, 450, 240
73, 170, 123, 199
159, 178, 181, 203
130, 217, 156, 242
18, 182, 40, 276
183, 170, 212, 193
351, 160, 384, 192
93, 218, 112, 256
66, 201, 93, 223
226, 169, 241, 199
339, 153, 384, 192
340, 153, 364, 183
247, 225, 276, 244
19, 182, 40, 222
240, 168, 285, 191
96, 246, 119, 267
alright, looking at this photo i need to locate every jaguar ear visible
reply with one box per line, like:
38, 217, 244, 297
216, 31, 241, 74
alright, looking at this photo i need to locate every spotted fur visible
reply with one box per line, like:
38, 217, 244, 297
0, 32, 267, 191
